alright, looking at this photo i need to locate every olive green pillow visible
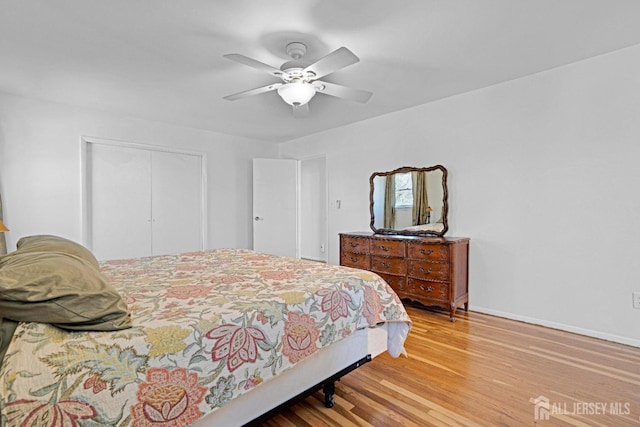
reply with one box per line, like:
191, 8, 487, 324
0, 251, 131, 331
16, 234, 100, 270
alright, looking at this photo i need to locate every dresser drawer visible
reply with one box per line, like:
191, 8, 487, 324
340, 252, 370, 269
407, 259, 450, 281
341, 235, 370, 254
375, 272, 406, 292
407, 278, 449, 301
407, 241, 449, 262
371, 255, 406, 276
370, 239, 404, 257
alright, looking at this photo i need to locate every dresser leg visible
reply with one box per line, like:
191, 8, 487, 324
449, 305, 457, 322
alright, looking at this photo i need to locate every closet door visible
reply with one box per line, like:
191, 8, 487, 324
86, 141, 205, 261
150, 150, 203, 256
87, 143, 153, 260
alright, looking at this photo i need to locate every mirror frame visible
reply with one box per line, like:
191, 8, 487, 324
369, 165, 449, 236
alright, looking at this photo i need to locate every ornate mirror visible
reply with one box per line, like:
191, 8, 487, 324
369, 165, 448, 236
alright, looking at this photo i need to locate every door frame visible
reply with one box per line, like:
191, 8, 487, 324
80, 136, 208, 252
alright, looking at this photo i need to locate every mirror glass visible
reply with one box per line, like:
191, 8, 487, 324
369, 165, 448, 236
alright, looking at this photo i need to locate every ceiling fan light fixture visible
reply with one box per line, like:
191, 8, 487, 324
277, 82, 316, 106
224, 44, 371, 114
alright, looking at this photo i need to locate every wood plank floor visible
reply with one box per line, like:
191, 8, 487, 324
261, 304, 640, 426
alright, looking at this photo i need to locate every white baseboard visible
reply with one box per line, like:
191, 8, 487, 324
470, 305, 640, 348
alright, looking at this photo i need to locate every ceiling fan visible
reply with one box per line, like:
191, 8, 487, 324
223, 42, 373, 117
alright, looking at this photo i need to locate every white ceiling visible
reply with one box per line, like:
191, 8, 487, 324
2, 1, 640, 143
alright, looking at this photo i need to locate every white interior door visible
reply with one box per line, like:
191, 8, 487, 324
253, 158, 298, 257
87, 143, 153, 260
150, 150, 203, 256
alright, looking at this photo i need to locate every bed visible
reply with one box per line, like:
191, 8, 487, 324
402, 222, 445, 233
0, 236, 411, 426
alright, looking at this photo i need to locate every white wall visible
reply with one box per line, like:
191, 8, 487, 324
280, 44, 640, 346
0, 93, 278, 252
1, 44, 638, 346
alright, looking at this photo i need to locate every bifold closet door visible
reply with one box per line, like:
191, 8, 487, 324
87, 143, 153, 260
150, 150, 202, 256
87, 143, 203, 261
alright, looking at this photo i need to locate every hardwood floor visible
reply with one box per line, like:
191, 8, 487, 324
261, 305, 640, 426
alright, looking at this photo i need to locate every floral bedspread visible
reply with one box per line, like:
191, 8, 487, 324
0, 249, 411, 426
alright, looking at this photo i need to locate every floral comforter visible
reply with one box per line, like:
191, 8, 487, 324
0, 249, 411, 426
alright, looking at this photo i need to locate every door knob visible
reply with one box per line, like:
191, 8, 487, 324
254, 216, 263, 221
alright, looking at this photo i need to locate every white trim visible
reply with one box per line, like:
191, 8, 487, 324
301, 257, 327, 263
80, 138, 89, 247
471, 305, 640, 348
80, 136, 208, 252
295, 159, 301, 259
81, 135, 206, 157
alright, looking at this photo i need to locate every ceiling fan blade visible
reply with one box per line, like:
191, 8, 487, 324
223, 83, 282, 101
292, 103, 309, 118
303, 47, 359, 79
315, 81, 373, 103
224, 54, 284, 77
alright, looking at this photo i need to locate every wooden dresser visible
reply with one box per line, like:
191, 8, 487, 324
339, 232, 469, 321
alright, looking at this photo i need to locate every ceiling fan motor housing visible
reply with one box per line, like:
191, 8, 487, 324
286, 42, 307, 59
280, 42, 315, 80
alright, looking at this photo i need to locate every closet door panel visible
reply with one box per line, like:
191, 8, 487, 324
88, 143, 152, 260
150, 151, 203, 256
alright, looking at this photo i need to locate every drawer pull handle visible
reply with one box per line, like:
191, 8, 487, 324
349, 242, 359, 248
380, 245, 390, 252
420, 285, 434, 292
419, 267, 433, 274
419, 248, 434, 255
349, 256, 359, 262
381, 261, 392, 268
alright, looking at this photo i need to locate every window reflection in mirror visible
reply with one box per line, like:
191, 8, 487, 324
370, 165, 448, 236
394, 173, 413, 208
